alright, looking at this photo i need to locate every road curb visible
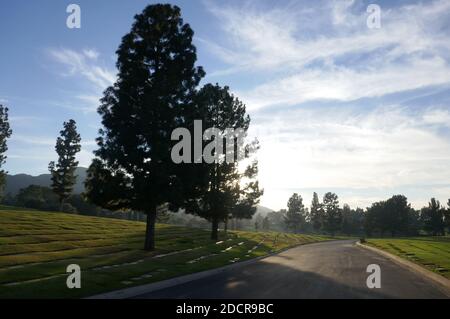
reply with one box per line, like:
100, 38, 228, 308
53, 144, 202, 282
87, 242, 321, 299
356, 241, 450, 297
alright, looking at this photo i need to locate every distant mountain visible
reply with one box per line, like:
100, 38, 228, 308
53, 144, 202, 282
255, 205, 274, 216
5, 167, 88, 196
4, 168, 276, 214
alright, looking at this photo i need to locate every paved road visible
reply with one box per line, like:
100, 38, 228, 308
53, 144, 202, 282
135, 240, 449, 299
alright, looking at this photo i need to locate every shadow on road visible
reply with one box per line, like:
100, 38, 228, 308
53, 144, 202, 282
135, 256, 389, 299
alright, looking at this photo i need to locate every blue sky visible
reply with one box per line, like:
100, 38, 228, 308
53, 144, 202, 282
1, 0, 450, 210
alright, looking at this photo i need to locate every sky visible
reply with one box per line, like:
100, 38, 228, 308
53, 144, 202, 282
1, 0, 450, 211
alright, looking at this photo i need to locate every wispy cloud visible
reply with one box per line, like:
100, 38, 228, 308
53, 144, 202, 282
10, 135, 55, 146
240, 57, 450, 109
203, 0, 450, 108
9, 116, 45, 126
11, 134, 96, 148
422, 108, 450, 126
48, 48, 116, 112
199, 0, 450, 209
49, 48, 115, 89
82, 48, 100, 60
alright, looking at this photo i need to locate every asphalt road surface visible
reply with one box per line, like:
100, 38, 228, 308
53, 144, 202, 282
135, 240, 449, 299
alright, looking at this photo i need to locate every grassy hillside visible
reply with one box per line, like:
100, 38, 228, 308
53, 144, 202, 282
366, 237, 450, 279
0, 208, 333, 298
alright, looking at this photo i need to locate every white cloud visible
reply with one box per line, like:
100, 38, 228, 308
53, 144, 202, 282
422, 108, 450, 125
7, 135, 96, 173
49, 48, 115, 90
48, 48, 116, 112
203, 0, 450, 107
83, 49, 100, 60
240, 56, 450, 110
200, 0, 450, 209
331, 0, 356, 26
252, 105, 450, 209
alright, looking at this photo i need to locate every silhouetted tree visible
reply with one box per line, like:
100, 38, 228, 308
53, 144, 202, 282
365, 195, 412, 237
182, 84, 262, 240
322, 192, 341, 236
384, 195, 411, 237
341, 204, 353, 236
445, 199, 450, 233
310, 192, 323, 232
354, 208, 366, 235
48, 119, 81, 210
231, 161, 263, 223
421, 198, 446, 236
0, 105, 12, 200
284, 193, 307, 233
406, 208, 422, 236
84, 4, 205, 250
365, 201, 384, 236
15, 185, 60, 211
341, 205, 365, 236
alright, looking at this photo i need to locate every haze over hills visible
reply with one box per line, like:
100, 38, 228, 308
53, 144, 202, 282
253, 205, 273, 217
4, 167, 274, 215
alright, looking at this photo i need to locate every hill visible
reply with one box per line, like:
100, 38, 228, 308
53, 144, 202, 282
4, 168, 274, 216
255, 205, 274, 216
0, 207, 331, 298
5, 167, 87, 196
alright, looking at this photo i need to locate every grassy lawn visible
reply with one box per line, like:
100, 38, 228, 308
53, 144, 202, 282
0, 207, 334, 298
365, 237, 450, 279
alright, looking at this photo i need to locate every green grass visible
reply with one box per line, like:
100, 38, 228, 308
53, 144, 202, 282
365, 237, 450, 279
0, 208, 334, 298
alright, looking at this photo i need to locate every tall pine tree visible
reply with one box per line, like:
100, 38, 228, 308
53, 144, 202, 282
84, 4, 204, 250
322, 192, 342, 236
48, 119, 81, 210
310, 192, 322, 232
0, 105, 12, 199
284, 193, 307, 233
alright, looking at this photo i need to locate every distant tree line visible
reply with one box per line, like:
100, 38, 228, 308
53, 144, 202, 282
260, 192, 450, 237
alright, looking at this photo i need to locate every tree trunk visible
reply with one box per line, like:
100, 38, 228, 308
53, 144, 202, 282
59, 198, 64, 212
224, 218, 228, 234
144, 210, 156, 251
211, 218, 219, 240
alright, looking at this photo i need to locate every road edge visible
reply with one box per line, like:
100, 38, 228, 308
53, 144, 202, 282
87, 240, 330, 299
356, 241, 450, 297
